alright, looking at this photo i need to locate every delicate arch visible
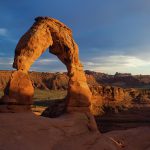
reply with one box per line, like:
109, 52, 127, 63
0, 17, 92, 112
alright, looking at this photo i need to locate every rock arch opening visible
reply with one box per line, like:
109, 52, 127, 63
0, 17, 92, 113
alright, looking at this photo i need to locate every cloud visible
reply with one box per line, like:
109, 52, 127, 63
83, 55, 150, 74
30, 66, 66, 72
0, 28, 8, 37
0, 27, 17, 45
31, 58, 66, 72
34, 58, 58, 65
0, 57, 13, 65
93, 55, 149, 67
0, 53, 5, 56
0, 57, 13, 70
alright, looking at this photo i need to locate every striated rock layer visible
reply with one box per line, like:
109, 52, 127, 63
0, 17, 92, 112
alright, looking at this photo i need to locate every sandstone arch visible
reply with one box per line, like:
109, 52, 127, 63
0, 17, 92, 112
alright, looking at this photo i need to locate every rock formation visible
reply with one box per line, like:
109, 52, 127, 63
0, 112, 150, 150
0, 17, 92, 112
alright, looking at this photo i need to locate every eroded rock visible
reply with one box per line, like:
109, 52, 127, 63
0, 70, 34, 112
0, 17, 92, 112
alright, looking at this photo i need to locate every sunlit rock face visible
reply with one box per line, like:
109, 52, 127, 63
0, 17, 92, 112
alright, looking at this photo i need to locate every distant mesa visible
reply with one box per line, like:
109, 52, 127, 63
114, 72, 132, 77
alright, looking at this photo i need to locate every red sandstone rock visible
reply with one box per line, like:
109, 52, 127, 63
0, 112, 149, 150
1, 70, 34, 105
0, 70, 34, 112
8, 70, 34, 105
0, 112, 117, 150
0, 17, 92, 112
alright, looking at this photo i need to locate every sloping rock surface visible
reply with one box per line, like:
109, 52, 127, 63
0, 112, 150, 150
0, 112, 117, 150
105, 126, 150, 150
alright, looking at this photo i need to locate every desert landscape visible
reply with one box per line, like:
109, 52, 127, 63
1, 70, 150, 133
1, 1, 150, 150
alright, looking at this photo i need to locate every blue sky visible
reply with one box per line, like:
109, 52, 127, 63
0, 0, 150, 74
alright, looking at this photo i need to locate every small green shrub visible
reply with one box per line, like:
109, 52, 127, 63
33, 89, 67, 101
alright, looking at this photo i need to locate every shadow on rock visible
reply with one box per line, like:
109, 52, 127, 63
34, 99, 67, 118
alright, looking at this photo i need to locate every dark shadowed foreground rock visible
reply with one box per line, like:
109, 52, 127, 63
41, 99, 66, 118
0, 112, 150, 150
0, 112, 115, 150
105, 126, 150, 150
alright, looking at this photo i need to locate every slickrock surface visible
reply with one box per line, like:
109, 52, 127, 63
0, 112, 150, 150
0, 112, 116, 150
105, 126, 150, 150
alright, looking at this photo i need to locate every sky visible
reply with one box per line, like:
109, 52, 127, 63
0, 0, 150, 74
